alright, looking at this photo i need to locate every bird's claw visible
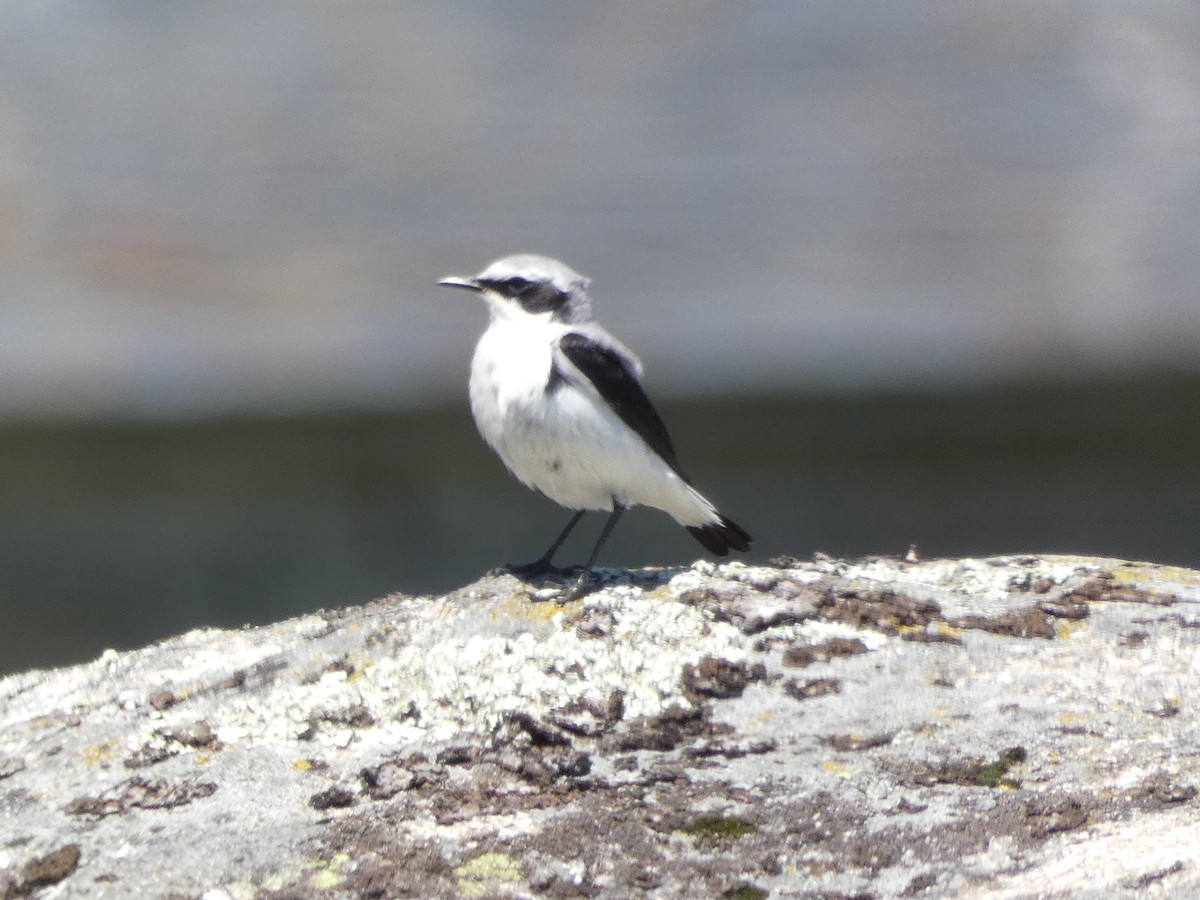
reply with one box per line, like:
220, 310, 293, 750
492, 559, 570, 579
555, 569, 595, 603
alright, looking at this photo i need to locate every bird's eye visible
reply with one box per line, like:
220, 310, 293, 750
480, 275, 567, 314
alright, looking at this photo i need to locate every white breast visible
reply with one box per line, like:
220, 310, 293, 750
468, 315, 719, 526
469, 315, 557, 442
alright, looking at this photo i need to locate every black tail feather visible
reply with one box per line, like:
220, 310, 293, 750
686, 516, 752, 556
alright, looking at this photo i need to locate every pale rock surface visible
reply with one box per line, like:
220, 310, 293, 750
1, 555, 1198, 898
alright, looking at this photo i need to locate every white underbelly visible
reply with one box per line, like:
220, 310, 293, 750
470, 343, 713, 524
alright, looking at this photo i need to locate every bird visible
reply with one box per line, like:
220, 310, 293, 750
439, 254, 751, 600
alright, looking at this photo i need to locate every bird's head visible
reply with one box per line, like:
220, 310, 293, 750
438, 254, 594, 324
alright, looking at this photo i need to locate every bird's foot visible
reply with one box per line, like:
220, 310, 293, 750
489, 558, 569, 580
487, 560, 595, 602
555, 568, 596, 603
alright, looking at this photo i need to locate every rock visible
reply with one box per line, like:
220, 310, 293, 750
1, 555, 1199, 897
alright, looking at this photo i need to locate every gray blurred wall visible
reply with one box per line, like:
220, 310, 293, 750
0, 2, 1197, 417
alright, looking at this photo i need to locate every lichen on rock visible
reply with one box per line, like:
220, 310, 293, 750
1, 554, 1199, 898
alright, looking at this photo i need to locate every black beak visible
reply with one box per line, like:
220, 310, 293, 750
437, 276, 482, 292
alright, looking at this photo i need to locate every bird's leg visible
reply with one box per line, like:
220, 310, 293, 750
561, 502, 625, 602
504, 509, 586, 578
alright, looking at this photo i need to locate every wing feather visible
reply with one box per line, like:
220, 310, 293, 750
556, 332, 685, 478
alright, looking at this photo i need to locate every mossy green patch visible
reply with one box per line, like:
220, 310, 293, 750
974, 746, 1027, 788
454, 852, 522, 897
302, 853, 351, 890
681, 814, 755, 841
724, 883, 769, 899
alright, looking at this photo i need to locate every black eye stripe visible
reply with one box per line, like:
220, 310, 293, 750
480, 276, 569, 314
480, 276, 533, 295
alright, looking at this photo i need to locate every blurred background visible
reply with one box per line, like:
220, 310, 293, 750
2, 3, 1199, 675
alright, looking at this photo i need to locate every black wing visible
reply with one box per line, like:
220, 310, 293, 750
557, 332, 686, 478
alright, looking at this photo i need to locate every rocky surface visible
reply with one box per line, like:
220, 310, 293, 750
2, 554, 1199, 898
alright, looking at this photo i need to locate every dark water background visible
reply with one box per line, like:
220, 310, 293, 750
3, 372, 1197, 676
